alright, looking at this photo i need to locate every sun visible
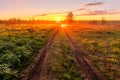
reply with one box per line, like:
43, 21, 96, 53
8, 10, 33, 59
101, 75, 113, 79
55, 16, 63, 22
56, 17, 60, 22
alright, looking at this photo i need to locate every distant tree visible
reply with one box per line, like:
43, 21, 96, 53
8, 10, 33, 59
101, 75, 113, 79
101, 17, 106, 25
32, 17, 35, 21
9, 18, 16, 21
8, 18, 17, 24
17, 18, 21, 21
66, 12, 74, 22
16, 18, 21, 24
0, 19, 2, 24
29, 18, 32, 21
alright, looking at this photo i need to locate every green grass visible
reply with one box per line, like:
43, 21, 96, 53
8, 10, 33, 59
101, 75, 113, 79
0, 24, 55, 80
46, 31, 85, 80
68, 25, 120, 80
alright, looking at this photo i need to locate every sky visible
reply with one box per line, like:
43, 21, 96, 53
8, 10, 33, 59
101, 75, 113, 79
0, 0, 120, 20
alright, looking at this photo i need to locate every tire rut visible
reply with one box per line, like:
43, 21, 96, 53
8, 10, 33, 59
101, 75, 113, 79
24, 28, 58, 80
64, 29, 105, 80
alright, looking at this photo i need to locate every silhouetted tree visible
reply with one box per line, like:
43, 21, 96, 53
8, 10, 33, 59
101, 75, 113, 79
0, 20, 2, 24
32, 17, 34, 21
8, 18, 17, 24
66, 12, 74, 23
101, 17, 106, 25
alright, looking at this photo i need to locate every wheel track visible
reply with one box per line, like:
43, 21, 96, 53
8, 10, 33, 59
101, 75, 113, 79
64, 29, 105, 80
24, 26, 105, 80
24, 28, 58, 80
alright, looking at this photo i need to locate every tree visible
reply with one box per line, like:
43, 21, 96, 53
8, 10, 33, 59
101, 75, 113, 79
66, 12, 74, 22
101, 17, 106, 25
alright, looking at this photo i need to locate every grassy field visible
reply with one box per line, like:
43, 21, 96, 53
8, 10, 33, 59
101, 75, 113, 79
0, 22, 120, 80
43, 29, 85, 80
66, 23, 120, 80
0, 24, 55, 80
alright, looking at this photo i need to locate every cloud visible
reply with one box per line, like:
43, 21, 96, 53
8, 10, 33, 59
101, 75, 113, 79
73, 8, 86, 11
76, 9, 120, 16
35, 11, 68, 16
85, 2, 104, 6
35, 8, 85, 16
35, 8, 120, 17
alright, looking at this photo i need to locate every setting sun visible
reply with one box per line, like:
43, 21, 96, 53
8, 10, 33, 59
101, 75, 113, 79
56, 16, 63, 22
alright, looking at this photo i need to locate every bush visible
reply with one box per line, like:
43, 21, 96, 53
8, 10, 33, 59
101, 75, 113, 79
0, 42, 15, 54
0, 50, 20, 69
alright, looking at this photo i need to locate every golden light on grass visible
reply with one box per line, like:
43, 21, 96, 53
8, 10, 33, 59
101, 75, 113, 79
61, 24, 67, 28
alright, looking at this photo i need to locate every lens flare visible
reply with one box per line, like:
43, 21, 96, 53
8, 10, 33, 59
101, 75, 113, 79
61, 24, 67, 28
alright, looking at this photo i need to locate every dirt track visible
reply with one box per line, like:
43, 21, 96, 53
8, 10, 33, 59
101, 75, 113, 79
24, 27, 105, 80
24, 28, 58, 80
64, 29, 105, 80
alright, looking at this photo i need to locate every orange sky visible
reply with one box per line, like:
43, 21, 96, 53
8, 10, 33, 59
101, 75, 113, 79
37, 14, 120, 21
0, 0, 120, 20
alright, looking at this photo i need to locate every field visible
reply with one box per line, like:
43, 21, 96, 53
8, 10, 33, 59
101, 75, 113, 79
66, 23, 120, 80
0, 24, 55, 80
0, 22, 120, 80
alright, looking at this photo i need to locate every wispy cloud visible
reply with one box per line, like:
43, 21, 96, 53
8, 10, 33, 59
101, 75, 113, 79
35, 12, 67, 16
85, 2, 104, 6
35, 8, 85, 16
34, 7, 120, 17
73, 8, 86, 11
76, 9, 120, 16
35, 11, 68, 16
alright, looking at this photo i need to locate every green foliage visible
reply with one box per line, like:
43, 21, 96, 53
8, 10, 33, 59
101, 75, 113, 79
0, 64, 18, 80
0, 24, 54, 80
0, 50, 20, 69
15, 38, 28, 46
47, 35, 84, 80
26, 39, 43, 53
69, 26, 120, 80
0, 42, 15, 54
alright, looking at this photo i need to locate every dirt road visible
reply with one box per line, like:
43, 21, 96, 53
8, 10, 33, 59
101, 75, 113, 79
24, 26, 105, 80
64, 29, 105, 80
24, 28, 58, 80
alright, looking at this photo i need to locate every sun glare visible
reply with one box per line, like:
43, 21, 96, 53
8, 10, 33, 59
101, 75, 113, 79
56, 17, 60, 22
61, 24, 67, 28
56, 16, 63, 22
